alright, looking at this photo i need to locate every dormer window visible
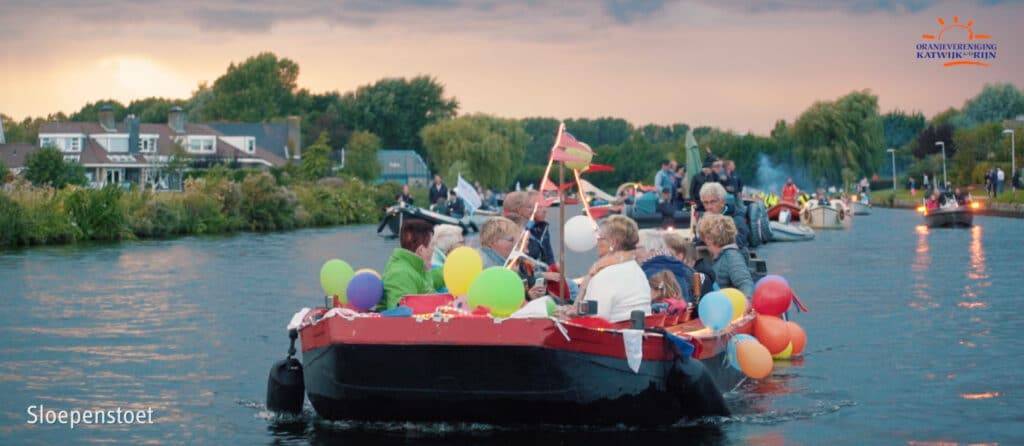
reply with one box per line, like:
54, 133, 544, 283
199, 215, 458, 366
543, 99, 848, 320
246, 137, 256, 154
39, 134, 84, 153
187, 135, 216, 154
140, 136, 158, 153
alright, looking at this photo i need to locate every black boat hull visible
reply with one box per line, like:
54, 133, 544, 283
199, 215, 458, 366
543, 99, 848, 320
924, 208, 973, 228
302, 343, 738, 425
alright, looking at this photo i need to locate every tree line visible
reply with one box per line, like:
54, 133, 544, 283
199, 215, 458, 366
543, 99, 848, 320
3, 52, 1022, 192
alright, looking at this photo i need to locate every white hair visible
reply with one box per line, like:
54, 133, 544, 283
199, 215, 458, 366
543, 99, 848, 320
699, 182, 727, 200
430, 224, 464, 255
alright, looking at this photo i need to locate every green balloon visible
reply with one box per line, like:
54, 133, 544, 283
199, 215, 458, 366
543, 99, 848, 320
545, 297, 557, 317
467, 267, 526, 318
320, 259, 355, 302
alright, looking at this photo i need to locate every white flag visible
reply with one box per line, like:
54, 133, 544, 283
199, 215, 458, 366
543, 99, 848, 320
456, 175, 482, 214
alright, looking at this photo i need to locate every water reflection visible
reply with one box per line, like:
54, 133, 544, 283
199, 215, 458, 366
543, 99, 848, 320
910, 225, 935, 310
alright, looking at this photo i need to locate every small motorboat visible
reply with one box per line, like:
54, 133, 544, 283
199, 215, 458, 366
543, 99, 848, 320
768, 221, 815, 242
920, 195, 976, 228
282, 307, 749, 425
848, 194, 871, 216
766, 202, 802, 221
377, 204, 478, 237
800, 200, 851, 229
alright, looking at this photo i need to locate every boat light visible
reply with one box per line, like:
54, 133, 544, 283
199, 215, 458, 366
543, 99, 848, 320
970, 202, 981, 210
916, 205, 926, 214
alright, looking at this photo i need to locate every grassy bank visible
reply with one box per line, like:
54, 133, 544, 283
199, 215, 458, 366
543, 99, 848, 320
0, 173, 406, 248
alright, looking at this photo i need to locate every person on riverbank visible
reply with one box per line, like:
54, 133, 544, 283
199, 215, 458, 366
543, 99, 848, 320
381, 220, 436, 310
396, 184, 414, 206
429, 175, 448, 208
697, 213, 754, 298
574, 215, 651, 323
997, 168, 1005, 194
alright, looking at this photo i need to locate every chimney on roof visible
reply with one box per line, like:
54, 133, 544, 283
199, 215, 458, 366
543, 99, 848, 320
287, 116, 301, 159
99, 105, 116, 132
168, 106, 186, 134
127, 114, 140, 154
0, 115, 6, 144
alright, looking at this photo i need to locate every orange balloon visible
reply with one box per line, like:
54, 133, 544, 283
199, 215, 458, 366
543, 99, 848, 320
787, 321, 807, 356
736, 340, 773, 379
754, 315, 791, 355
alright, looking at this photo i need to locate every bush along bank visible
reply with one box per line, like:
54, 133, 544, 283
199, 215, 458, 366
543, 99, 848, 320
0, 173, 400, 248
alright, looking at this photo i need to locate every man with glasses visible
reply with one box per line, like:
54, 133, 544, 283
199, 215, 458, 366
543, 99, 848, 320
697, 182, 751, 253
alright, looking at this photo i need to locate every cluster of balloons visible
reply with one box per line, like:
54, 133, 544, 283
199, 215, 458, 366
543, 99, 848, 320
444, 247, 525, 318
697, 287, 748, 332
319, 259, 385, 312
725, 275, 809, 380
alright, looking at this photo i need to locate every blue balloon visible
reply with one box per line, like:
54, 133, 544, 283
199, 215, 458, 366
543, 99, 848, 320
347, 272, 384, 311
727, 334, 757, 370
698, 291, 734, 332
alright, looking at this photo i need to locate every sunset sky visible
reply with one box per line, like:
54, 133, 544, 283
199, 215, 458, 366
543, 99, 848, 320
1, 0, 1021, 134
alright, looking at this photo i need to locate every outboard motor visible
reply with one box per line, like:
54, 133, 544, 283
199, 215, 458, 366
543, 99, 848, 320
266, 329, 304, 414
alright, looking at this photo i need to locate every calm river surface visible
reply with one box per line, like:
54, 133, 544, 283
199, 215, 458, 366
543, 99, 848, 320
1, 207, 1022, 445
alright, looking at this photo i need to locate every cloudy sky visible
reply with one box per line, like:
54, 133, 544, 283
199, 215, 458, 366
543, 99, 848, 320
1, 0, 1021, 133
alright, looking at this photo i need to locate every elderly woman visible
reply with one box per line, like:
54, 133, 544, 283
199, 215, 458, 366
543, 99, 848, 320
696, 213, 754, 297
480, 217, 546, 300
428, 224, 464, 292
575, 215, 651, 323
636, 230, 695, 303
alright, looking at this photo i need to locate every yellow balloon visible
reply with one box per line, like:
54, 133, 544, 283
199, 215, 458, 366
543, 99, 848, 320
443, 246, 484, 296
355, 268, 381, 279
772, 342, 794, 360
722, 288, 748, 320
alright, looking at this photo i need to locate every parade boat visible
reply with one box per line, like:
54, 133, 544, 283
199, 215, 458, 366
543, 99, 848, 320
800, 200, 851, 229
766, 202, 802, 222
920, 196, 977, 228
376, 204, 479, 237
280, 306, 749, 425
848, 194, 871, 216
767, 221, 815, 242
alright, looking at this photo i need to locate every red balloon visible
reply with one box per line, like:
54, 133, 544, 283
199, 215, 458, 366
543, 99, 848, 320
754, 315, 791, 355
753, 278, 793, 316
787, 321, 807, 356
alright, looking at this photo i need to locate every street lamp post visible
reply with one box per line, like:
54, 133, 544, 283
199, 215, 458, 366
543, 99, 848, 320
887, 148, 897, 193
935, 141, 947, 188
1003, 129, 1016, 192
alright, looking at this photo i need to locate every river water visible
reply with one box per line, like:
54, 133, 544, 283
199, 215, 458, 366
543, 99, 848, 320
1, 207, 1022, 445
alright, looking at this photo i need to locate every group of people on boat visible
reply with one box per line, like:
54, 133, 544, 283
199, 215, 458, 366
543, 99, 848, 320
925, 187, 971, 211
379, 188, 754, 324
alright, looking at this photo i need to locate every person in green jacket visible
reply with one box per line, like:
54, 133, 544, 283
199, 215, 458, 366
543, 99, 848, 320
382, 219, 436, 309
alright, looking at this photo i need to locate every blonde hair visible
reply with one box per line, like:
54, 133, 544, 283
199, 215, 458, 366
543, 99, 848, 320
480, 217, 520, 249
697, 213, 737, 248
430, 224, 464, 255
649, 270, 682, 300
663, 232, 696, 261
502, 191, 533, 224
600, 215, 639, 251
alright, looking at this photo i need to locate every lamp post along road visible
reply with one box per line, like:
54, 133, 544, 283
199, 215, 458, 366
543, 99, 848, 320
887, 148, 897, 193
935, 141, 947, 188
1004, 129, 1016, 192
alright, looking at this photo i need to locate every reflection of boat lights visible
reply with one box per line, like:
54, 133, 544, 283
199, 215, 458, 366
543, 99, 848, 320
961, 392, 1000, 400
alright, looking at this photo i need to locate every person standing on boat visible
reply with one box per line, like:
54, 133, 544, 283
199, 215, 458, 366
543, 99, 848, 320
675, 165, 689, 205
696, 213, 754, 298
381, 220, 436, 310
654, 160, 676, 204
574, 215, 652, 323
689, 159, 716, 212
782, 178, 799, 203
429, 175, 448, 209
723, 160, 743, 196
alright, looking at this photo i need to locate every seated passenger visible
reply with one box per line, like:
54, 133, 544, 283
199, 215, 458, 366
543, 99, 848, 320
382, 220, 436, 309
697, 213, 754, 298
663, 231, 716, 298
479, 217, 546, 300
636, 230, 695, 303
574, 215, 652, 323
429, 224, 465, 291
648, 270, 690, 319
925, 190, 941, 210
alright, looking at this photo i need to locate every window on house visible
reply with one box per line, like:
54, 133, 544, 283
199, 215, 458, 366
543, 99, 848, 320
67, 137, 81, 152
246, 138, 255, 154
188, 136, 215, 153
141, 137, 157, 153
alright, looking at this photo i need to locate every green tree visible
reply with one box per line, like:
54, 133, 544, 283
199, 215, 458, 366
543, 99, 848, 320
564, 117, 633, 147
197, 52, 300, 122
420, 114, 527, 189
792, 90, 885, 184
1, 113, 67, 144
344, 130, 381, 181
520, 117, 561, 165
301, 132, 333, 181
882, 110, 926, 149
952, 122, 1005, 184
24, 147, 87, 188
913, 123, 955, 159
126, 97, 189, 123
341, 76, 459, 152
954, 83, 1024, 128
0, 159, 8, 182
70, 99, 127, 122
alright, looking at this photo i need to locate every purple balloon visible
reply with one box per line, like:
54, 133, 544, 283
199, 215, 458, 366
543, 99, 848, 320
347, 272, 384, 311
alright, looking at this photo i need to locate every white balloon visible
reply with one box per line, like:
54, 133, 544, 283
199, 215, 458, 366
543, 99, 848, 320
564, 215, 598, 252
